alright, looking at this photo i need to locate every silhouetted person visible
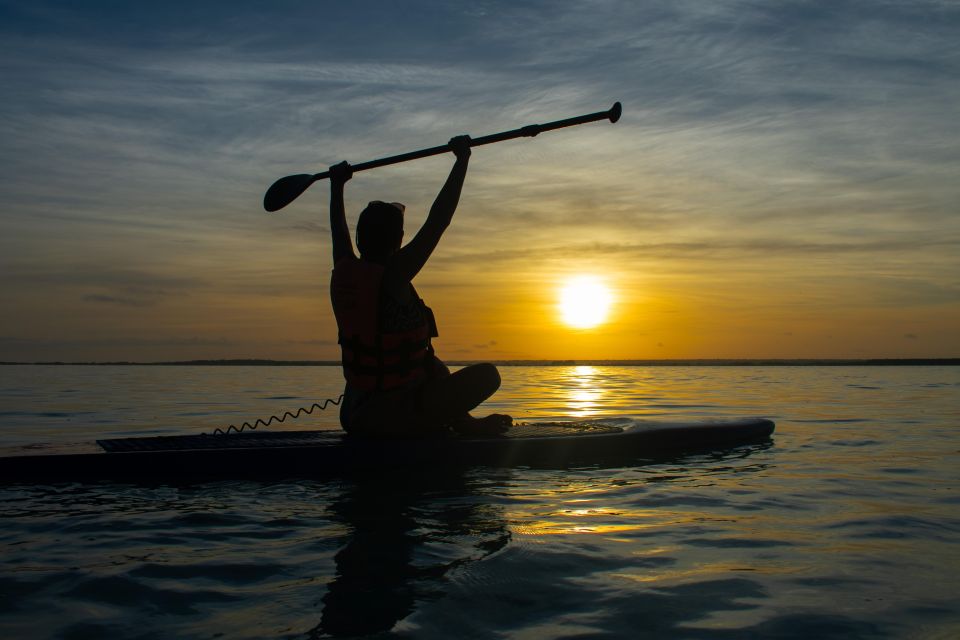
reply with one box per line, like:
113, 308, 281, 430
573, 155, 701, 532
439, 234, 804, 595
328, 135, 511, 437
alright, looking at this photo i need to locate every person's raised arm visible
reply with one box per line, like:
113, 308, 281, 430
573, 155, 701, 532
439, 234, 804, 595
389, 136, 471, 283
329, 161, 355, 264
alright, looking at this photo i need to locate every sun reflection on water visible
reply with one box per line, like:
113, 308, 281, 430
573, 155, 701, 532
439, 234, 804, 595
509, 477, 667, 537
564, 365, 609, 417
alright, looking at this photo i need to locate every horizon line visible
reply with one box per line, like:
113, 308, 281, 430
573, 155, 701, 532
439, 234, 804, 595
2, 358, 958, 367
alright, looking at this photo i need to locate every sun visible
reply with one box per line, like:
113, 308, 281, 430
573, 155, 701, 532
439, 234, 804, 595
558, 276, 613, 329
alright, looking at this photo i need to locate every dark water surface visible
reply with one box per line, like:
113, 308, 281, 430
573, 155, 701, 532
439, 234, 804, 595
1, 365, 958, 639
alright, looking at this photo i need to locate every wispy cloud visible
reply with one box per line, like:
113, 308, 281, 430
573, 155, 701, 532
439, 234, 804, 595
82, 294, 153, 307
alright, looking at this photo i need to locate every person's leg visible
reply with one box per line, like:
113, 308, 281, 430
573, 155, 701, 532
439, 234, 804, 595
346, 363, 510, 437
346, 385, 448, 438
420, 363, 511, 435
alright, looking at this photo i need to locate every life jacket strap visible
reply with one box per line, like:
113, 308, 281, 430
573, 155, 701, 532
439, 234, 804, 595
338, 332, 431, 390
338, 334, 431, 356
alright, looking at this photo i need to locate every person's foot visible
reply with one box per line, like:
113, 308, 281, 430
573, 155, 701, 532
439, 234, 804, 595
452, 413, 512, 437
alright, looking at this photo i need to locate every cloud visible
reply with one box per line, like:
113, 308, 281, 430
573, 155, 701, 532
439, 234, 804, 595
82, 293, 153, 307
0, 263, 203, 295
286, 339, 337, 347
430, 236, 960, 267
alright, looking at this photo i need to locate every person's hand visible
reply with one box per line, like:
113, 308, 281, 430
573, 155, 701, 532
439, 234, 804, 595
329, 161, 353, 186
448, 135, 472, 160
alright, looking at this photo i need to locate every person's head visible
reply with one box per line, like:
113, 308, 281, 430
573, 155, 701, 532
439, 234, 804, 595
356, 201, 405, 260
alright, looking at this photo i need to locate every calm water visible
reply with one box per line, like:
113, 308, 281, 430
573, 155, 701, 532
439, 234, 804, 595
1, 365, 958, 639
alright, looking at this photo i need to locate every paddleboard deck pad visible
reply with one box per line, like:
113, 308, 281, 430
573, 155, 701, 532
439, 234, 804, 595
0, 418, 774, 482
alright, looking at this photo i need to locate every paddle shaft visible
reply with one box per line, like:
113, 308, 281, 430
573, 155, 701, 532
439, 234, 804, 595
263, 102, 620, 211
314, 102, 621, 181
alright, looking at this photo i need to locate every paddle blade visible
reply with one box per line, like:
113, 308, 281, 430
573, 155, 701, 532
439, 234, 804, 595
263, 174, 317, 212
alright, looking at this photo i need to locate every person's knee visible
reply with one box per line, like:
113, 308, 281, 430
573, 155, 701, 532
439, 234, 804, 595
474, 362, 501, 392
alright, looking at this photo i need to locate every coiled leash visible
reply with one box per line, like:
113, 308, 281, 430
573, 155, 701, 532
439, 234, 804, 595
207, 394, 344, 435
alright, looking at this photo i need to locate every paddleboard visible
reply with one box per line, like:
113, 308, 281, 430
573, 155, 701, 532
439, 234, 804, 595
0, 417, 774, 482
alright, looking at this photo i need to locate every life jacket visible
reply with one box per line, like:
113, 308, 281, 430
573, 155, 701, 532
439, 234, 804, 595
330, 256, 437, 391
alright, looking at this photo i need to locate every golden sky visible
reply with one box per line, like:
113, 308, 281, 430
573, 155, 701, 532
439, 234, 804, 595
1, 2, 958, 361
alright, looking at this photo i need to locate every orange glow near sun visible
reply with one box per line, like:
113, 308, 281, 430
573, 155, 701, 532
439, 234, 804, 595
558, 276, 613, 329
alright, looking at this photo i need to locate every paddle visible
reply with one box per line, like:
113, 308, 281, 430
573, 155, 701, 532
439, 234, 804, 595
263, 101, 622, 212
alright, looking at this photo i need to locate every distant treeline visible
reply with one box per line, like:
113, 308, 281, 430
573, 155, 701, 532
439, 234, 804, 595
2, 359, 958, 366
